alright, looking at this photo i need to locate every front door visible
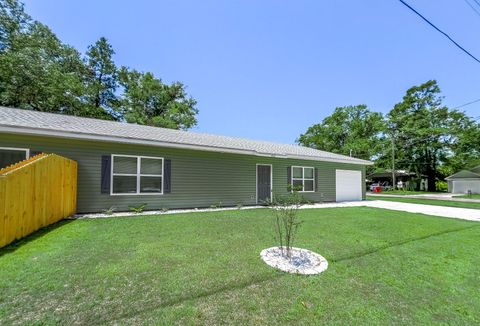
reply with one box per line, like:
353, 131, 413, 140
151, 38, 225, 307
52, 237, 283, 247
257, 165, 272, 204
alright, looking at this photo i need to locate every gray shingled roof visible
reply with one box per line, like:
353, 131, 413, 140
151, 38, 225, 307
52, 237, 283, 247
0, 106, 371, 165
445, 169, 480, 180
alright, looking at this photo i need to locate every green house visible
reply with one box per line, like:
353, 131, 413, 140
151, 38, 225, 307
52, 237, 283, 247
0, 107, 372, 213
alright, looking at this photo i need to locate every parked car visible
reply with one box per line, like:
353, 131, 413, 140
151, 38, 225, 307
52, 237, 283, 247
369, 182, 391, 192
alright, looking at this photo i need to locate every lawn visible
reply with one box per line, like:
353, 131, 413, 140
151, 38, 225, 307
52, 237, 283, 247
454, 194, 480, 199
368, 195, 480, 210
1, 208, 479, 325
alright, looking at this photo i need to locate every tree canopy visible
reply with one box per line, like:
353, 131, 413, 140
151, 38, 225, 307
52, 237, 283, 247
117, 67, 198, 130
298, 81, 480, 188
0, 0, 198, 129
297, 105, 385, 161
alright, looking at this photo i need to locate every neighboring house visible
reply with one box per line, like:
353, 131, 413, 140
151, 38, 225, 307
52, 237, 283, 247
0, 107, 372, 213
445, 166, 480, 194
368, 169, 428, 191
369, 170, 415, 189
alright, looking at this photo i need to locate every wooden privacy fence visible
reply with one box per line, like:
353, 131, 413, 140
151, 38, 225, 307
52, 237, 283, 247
0, 153, 77, 248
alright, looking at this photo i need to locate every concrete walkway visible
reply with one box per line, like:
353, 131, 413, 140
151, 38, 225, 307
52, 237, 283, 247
368, 192, 480, 203
299, 200, 480, 222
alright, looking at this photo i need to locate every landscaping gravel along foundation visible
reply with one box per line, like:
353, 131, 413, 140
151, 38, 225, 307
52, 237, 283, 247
260, 247, 328, 275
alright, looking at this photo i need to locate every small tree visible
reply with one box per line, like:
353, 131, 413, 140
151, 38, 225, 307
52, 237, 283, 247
270, 186, 304, 258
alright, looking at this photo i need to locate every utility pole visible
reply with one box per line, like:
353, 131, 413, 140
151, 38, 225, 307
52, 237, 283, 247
391, 136, 396, 190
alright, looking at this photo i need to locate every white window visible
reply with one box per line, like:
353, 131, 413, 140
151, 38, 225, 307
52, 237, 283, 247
0, 147, 30, 169
291, 166, 315, 192
111, 155, 163, 195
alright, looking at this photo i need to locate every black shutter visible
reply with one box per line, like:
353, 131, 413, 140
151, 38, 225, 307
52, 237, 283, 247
287, 166, 291, 191
101, 155, 111, 194
164, 159, 171, 193
315, 167, 319, 192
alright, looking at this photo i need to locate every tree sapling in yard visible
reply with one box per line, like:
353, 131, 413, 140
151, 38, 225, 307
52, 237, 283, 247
270, 186, 304, 258
260, 186, 329, 275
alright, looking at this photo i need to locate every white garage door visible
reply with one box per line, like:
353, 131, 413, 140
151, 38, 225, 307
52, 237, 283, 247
336, 169, 362, 202
452, 180, 480, 194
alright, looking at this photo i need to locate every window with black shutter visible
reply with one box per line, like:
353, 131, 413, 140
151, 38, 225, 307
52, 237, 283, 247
108, 154, 165, 195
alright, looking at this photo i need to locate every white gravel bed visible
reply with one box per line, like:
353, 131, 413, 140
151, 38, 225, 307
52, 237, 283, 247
260, 246, 328, 275
71, 205, 262, 219
72, 202, 355, 219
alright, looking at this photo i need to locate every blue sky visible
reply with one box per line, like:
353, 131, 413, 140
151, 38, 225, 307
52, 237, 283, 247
23, 0, 480, 143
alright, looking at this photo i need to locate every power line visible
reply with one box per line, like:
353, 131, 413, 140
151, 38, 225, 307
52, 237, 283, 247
452, 98, 480, 109
464, 0, 480, 17
398, 0, 480, 64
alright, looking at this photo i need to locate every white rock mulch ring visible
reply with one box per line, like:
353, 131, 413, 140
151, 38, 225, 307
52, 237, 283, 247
260, 246, 328, 275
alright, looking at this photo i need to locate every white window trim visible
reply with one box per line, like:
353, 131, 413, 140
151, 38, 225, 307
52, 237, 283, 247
0, 147, 30, 159
291, 166, 315, 193
110, 154, 164, 196
256, 164, 273, 203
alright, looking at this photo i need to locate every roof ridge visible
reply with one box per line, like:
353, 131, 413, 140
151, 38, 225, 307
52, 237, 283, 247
0, 106, 309, 147
0, 105, 294, 144
446, 169, 480, 179
0, 106, 372, 165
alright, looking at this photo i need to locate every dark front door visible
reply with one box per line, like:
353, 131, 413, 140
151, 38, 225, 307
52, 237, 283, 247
257, 165, 271, 204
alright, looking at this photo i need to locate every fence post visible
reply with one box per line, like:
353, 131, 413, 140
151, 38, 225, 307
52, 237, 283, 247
0, 176, 6, 247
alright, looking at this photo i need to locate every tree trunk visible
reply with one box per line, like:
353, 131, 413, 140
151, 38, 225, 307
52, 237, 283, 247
428, 149, 438, 192
426, 157, 436, 192
427, 170, 436, 192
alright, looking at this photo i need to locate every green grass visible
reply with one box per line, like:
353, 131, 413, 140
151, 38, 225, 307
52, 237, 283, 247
1, 208, 480, 325
454, 194, 480, 199
368, 196, 480, 210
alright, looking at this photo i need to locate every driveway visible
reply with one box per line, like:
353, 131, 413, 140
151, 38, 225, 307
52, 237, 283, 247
368, 192, 480, 203
299, 200, 480, 222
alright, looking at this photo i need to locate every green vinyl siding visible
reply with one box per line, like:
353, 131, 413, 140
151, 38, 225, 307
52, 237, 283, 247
0, 133, 366, 213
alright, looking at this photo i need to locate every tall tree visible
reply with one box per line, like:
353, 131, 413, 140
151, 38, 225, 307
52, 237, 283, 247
117, 67, 198, 129
443, 111, 480, 175
0, 0, 199, 126
0, 20, 85, 112
386, 80, 479, 191
83, 37, 119, 120
297, 105, 385, 161
0, 0, 30, 51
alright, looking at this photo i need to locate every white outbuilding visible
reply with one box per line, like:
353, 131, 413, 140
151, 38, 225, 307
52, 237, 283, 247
445, 166, 480, 194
